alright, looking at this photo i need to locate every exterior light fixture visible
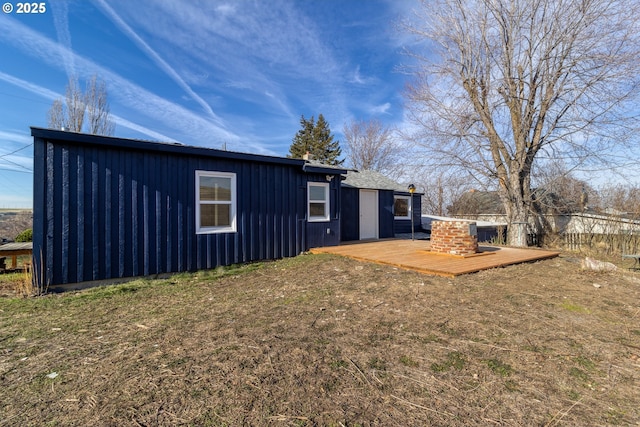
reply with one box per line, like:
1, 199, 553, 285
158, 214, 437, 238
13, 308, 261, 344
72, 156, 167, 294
408, 184, 416, 240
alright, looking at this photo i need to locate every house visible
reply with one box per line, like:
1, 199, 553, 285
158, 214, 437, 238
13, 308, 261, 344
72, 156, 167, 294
546, 211, 640, 235
340, 169, 422, 241
421, 214, 506, 243
31, 127, 347, 287
31, 128, 419, 288
449, 189, 640, 236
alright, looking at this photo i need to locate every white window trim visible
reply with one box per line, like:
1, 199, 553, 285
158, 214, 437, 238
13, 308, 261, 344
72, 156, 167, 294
394, 195, 411, 220
308, 182, 330, 222
196, 170, 237, 234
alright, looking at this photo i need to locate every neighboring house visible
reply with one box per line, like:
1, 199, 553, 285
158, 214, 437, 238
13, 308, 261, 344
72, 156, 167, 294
421, 214, 507, 242
32, 127, 347, 287
449, 189, 640, 236
31, 129, 421, 287
340, 170, 422, 241
547, 211, 640, 235
448, 190, 504, 217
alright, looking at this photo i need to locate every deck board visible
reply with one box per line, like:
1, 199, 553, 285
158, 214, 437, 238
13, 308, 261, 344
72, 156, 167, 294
310, 240, 559, 277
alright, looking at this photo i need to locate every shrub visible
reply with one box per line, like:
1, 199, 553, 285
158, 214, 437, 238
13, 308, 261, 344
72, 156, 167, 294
15, 228, 32, 242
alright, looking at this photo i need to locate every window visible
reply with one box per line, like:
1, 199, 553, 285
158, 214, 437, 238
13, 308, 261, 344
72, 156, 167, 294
196, 171, 236, 233
394, 195, 411, 219
308, 182, 330, 222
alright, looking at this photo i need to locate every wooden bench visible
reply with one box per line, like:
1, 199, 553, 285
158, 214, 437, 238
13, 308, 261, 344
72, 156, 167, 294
622, 254, 640, 270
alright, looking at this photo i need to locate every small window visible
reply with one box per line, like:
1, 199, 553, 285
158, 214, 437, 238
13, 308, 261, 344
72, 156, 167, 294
196, 171, 236, 233
394, 195, 411, 219
308, 182, 330, 222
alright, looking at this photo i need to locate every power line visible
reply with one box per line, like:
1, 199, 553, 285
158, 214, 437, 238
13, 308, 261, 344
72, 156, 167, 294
0, 142, 33, 173
0, 167, 33, 174
0, 157, 32, 172
0, 143, 33, 159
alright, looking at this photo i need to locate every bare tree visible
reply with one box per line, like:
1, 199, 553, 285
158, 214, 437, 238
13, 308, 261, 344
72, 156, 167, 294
65, 76, 85, 132
47, 99, 66, 131
47, 75, 115, 136
596, 184, 640, 217
533, 160, 594, 214
343, 118, 401, 178
85, 75, 115, 135
420, 170, 473, 216
404, 0, 640, 246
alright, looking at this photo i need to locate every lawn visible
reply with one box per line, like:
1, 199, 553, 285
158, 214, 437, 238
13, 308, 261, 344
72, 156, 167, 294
0, 253, 639, 426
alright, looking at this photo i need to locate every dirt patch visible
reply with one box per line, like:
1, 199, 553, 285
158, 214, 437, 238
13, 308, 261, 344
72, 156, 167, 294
1, 253, 639, 426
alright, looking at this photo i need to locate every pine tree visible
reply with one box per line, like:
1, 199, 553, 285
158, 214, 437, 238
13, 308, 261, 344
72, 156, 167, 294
288, 114, 343, 165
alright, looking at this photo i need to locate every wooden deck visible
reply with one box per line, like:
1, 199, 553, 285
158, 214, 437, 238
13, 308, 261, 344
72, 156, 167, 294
310, 239, 559, 277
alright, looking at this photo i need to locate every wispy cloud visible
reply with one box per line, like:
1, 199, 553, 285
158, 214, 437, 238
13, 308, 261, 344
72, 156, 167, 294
106, 0, 350, 120
353, 66, 366, 85
0, 154, 32, 173
110, 116, 176, 142
371, 102, 392, 115
351, 65, 379, 86
0, 130, 32, 145
0, 15, 240, 146
0, 71, 60, 100
0, 129, 33, 173
92, 0, 223, 123
50, 0, 75, 78
0, 70, 174, 142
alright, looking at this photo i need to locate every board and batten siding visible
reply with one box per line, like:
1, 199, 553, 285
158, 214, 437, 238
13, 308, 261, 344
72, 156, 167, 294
393, 194, 422, 234
32, 128, 343, 287
340, 188, 415, 240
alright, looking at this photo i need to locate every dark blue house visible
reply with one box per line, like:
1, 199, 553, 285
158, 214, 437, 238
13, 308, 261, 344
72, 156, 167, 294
340, 170, 422, 241
31, 128, 423, 288
32, 127, 347, 287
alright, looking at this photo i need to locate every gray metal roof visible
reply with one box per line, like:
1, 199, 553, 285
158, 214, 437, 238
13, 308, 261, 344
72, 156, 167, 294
0, 242, 32, 252
342, 170, 414, 192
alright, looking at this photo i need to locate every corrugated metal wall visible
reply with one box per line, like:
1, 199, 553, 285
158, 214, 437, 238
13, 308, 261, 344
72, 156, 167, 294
340, 188, 418, 240
378, 190, 395, 238
304, 175, 342, 248
340, 187, 360, 241
393, 194, 422, 234
33, 132, 339, 286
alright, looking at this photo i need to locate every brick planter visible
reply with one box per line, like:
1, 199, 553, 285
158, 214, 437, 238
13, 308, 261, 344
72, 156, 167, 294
430, 220, 478, 256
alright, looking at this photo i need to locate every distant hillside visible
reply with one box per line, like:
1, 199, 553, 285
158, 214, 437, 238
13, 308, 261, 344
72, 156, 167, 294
0, 210, 32, 243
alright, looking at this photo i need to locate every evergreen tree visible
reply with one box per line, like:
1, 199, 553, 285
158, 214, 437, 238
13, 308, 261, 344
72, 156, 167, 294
288, 114, 343, 165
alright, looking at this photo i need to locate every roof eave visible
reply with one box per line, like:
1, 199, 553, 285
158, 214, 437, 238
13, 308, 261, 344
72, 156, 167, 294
31, 127, 312, 169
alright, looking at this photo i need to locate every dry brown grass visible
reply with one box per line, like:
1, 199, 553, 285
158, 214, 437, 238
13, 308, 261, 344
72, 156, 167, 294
0, 256, 34, 298
1, 252, 639, 426
13, 269, 32, 297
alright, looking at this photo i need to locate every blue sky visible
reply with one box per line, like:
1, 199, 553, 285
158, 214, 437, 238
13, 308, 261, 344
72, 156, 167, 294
0, 0, 418, 208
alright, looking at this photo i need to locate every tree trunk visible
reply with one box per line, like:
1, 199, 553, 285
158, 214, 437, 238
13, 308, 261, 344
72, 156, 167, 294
500, 173, 531, 247
507, 214, 529, 247
403, 0, 640, 251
